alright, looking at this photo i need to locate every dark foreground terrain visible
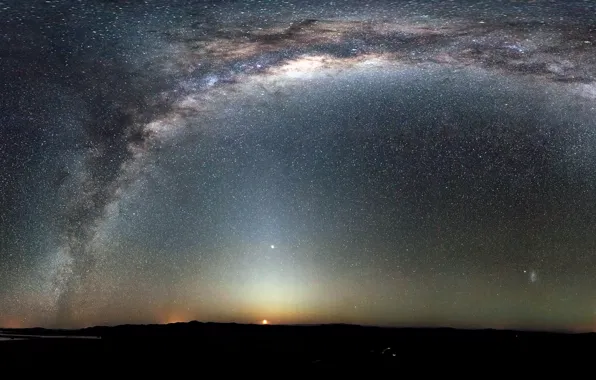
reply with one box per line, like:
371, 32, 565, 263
0, 323, 593, 370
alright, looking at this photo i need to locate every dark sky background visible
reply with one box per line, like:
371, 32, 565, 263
2, 0, 596, 330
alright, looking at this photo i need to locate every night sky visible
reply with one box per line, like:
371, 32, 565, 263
2, 0, 596, 331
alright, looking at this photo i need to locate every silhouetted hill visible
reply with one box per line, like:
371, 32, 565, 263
0, 322, 593, 369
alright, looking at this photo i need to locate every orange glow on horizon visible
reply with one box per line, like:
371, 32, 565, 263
262, 319, 269, 325
163, 312, 191, 325
2, 318, 23, 329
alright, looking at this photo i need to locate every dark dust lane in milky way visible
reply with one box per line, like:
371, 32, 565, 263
1, 1, 596, 330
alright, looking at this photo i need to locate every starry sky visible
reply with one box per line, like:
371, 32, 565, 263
2, 0, 596, 331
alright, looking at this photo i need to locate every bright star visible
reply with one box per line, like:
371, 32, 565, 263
270, 245, 275, 249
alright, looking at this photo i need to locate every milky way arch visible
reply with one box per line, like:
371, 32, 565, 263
3, 2, 596, 328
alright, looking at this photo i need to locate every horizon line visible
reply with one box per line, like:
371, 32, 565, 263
0, 320, 591, 335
